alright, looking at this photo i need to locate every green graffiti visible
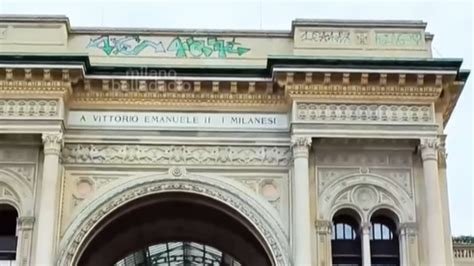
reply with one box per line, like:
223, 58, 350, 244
87, 35, 251, 58
167, 37, 250, 58
87, 35, 165, 56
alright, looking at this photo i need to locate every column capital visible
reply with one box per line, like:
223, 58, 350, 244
315, 220, 332, 234
419, 137, 440, 161
397, 222, 417, 236
291, 136, 312, 158
42, 132, 63, 155
360, 222, 372, 234
17, 216, 35, 231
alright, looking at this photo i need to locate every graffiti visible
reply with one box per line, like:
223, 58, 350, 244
300, 30, 350, 45
167, 37, 250, 58
87, 35, 251, 58
375, 32, 422, 47
87, 35, 165, 56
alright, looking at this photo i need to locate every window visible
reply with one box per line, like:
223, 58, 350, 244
0, 204, 18, 266
370, 212, 400, 266
332, 211, 361, 266
370, 223, 394, 240
332, 223, 357, 240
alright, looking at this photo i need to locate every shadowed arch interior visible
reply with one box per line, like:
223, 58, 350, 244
77, 192, 273, 266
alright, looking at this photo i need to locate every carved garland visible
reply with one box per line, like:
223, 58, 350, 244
62, 144, 291, 166
57, 174, 290, 266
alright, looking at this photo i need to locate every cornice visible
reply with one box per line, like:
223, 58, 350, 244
0, 66, 465, 123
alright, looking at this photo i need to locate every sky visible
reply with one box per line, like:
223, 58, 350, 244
1, 0, 473, 236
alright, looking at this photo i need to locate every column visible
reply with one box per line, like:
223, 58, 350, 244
398, 222, 418, 266
291, 136, 312, 265
16, 216, 35, 266
34, 132, 63, 265
315, 220, 332, 266
360, 222, 371, 266
419, 138, 446, 264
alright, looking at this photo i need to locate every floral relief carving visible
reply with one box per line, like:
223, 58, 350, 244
62, 144, 291, 166
297, 103, 433, 124
0, 166, 35, 188
0, 99, 59, 118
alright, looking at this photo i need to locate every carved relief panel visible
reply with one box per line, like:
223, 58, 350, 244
315, 139, 416, 223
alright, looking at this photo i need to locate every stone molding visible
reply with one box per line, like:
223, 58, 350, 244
0, 99, 60, 118
398, 222, 418, 236
17, 216, 35, 230
315, 220, 332, 235
42, 132, 63, 156
62, 144, 291, 166
57, 173, 290, 266
296, 103, 434, 124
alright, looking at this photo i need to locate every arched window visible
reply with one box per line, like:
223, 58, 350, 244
0, 204, 18, 265
370, 210, 400, 266
332, 210, 361, 266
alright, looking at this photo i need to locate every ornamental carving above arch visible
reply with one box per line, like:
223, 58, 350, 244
57, 171, 290, 266
0, 169, 34, 216
319, 173, 414, 223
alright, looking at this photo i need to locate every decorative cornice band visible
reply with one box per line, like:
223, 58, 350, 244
0, 99, 60, 119
62, 144, 291, 166
287, 84, 442, 100
296, 103, 434, 124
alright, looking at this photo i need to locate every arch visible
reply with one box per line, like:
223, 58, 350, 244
319, 173, 414, 223
369, 208, 400, 265
57, 171, 290, 266
331, 208, 362, 265
329, 204, 364, 225
0, 169, 33, 216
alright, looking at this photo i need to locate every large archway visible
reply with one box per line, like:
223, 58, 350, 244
57, 172, 290, 266
78, 192, 271, 265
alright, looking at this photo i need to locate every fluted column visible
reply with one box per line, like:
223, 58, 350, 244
34, 132, 63, 265
16, 216, 35, 266
291, 136, 312, 265
419, 138, 446, 264
360, 222, 371, 266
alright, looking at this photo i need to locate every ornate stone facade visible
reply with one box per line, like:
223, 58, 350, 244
0, 15, 469, 266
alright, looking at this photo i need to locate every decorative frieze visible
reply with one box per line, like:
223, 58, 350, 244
62, 144, 291, 166
286, 84, 442, 100
0, 99, 59, 118
296, 103, 433, 124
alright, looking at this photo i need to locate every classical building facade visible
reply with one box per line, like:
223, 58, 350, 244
0, 15, 471, 266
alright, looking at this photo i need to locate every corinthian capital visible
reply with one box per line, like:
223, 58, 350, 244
419, 138, 440, 161
42, 132, 63, 155
291, 136, 312, 158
